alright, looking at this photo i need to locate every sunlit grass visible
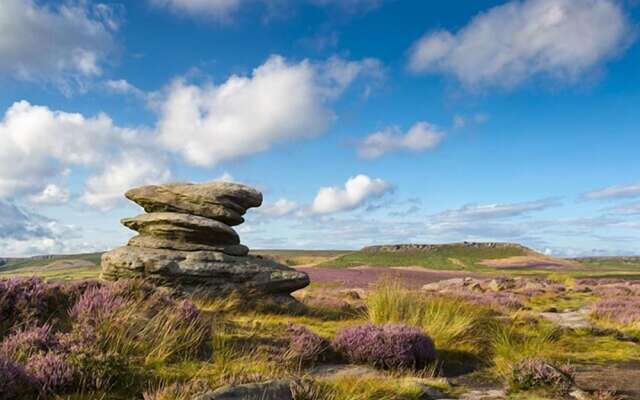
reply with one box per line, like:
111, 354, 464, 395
366, 280, 496, 353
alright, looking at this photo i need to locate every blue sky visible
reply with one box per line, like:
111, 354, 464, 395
1, 0, 640, 257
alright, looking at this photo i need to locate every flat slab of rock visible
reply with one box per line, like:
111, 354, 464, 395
122, 212, 240, 245
193, 380, 292, 400
128, 235, 249, 256
126, 182, 262, 226
101, 246, 309, 294
540, 307, 591, 329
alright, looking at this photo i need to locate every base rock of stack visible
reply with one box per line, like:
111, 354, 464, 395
101, 181, 309, 303
101, 246, 309, 295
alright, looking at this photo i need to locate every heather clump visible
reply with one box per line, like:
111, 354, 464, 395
0, 276, 212, 397
509, 358, 574, 394
69, 348, 140, 392
284, 324, 331, 366
592, 296, 640, 330
26, 351, 76, 394
68, 283, 128, 326
176, 299, 201, 322
0, 277, 64, 335
333, 323, 436, 370
449, 290, 524, 313
0, 355, 38, 399
0, 324, 56, 362
367, 280, 494, 352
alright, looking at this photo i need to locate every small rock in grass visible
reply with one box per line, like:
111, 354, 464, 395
193, 380, 292, 400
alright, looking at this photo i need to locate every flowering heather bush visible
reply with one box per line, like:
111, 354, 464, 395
510, 358, 574, 394
592, 283, 640, 298
0, 324, 56, 362
284, 324, 330, 366
0, 277, 65, 335
333, 323, 436, 370
0, 355, 38, 399
26, 351, 76, 394
69, 284, 128, 326
176, 299, 200, 322
449, 290, 524, 313
70, 348, 141, 392
592, 296, 640, 327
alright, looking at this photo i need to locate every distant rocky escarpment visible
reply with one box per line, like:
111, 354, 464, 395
101, 181, 310, 304
362, 242, 531, 253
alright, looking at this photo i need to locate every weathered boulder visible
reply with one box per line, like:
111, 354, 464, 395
101, 246, 309, 295
193, 380, 292, 400
128, 235, 249, 256
101, 180, 309, 302
126, 182, 262, 226
122, 212, 240, 245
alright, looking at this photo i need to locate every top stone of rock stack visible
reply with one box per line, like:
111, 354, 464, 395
125, 182, 263, 226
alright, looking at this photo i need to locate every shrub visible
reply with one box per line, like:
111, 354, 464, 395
0, 355, 37, 399
509, 358, 574, 394
0, 324, 56, 362
0, 277, 64, 336
69, 284, 128, 326
26, 351, 76, 394
70, 348, 141, 392
284, 324, 330, 366
176, 299, 200, 322
592, 296, 640, 328
448, 290, 524, 313
333, 323, 436, 370
367, 280, 494, 352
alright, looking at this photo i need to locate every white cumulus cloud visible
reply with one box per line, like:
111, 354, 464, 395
0, 0, 119, 89
260, 198, 300, 217
0, 101, 170, 210
0, 101, 136, 198
311, 174, 393, 214
408, 0, 631, 87
82, 151, 172, 211
156, 55, 381, 166
357, 121, 444, 159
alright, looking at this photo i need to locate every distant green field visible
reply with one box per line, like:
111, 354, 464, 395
575, 256, 640, 269
318, 243, 530, 270
251, 249, 351, 266
0, 250, 351, 280
0, 253, 103, 280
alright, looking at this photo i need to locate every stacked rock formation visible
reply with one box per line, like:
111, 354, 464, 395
101, 182, 309, 302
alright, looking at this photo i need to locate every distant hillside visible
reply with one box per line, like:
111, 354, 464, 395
250, 249, 352, 266
0, 250, 350, 279
0, 253, 103, 280
574, 256, 640, 269
320, 242, 581, 271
